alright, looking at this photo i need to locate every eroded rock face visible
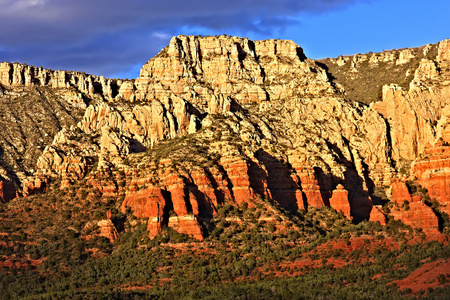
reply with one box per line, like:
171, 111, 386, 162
294, 165, 325, 210
120, 180, 205, 239
369, 206, 387, 225
370, 39, 450, 163
130, 35, 336, 107
322, 40, 450, 216
381, 179, 442, 238
371, 84, 445, 161
0, 180, 16, 203
97, 219, 119, 243
33, 128, 98, 186
22, 176, 48, 196
437, 39, 450, 61
0, 62, 118, 100
390, 181, 412, 205
391, 199, 441, 239
121, 186, 166, 219
1, 35, 450, 241
79, 98, 196, 149
413, 141, 450, 215
329, 184, 351, 219
168, 215, 204, 241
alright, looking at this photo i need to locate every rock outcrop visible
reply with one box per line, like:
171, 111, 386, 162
382, 179, 442, 238
131, 35, 336, 107
390, 197, 441, 239
329, 184, 351, 219
390, 181, 413, 205
0, 62, 119, 101
0, 179, 16, 203
97, 219, 119, 243
413, 140, 450, 214
369, 206, 387, 225
120, 183, 204, 240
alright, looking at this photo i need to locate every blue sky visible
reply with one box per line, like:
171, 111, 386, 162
0, 0, 448, 79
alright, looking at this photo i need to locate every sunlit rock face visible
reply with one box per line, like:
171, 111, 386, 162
1, 36, 449, 239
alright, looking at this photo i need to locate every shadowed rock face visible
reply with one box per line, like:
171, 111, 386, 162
1, 35, 449, 240
0, 180, 16, 203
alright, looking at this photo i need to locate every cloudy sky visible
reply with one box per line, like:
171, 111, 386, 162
1, 0, 448, 79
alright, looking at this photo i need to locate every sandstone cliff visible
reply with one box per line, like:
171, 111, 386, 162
1, 35, 449, 240
0, 62, 125, 187
0, 62, 119, 100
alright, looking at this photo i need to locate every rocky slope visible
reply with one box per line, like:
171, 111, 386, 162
0, 35, 449, 241
0, 62, 121, 191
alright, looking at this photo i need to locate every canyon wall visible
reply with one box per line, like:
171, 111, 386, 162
1, 36, 449, 240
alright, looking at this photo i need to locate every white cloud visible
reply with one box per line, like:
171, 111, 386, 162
7, 0, 47, 10
152, 32, 172, 41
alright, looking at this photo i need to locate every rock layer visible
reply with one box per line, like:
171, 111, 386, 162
413, 141, 450, 214
0, 62, 118, 100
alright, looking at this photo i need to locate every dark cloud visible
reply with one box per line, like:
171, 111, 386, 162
0, 0, 363, 77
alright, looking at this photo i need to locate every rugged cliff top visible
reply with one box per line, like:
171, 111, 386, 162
320, 39, 450, 104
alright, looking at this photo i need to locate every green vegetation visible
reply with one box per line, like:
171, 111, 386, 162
319, 43, 440, 104
1, 182, 449, 299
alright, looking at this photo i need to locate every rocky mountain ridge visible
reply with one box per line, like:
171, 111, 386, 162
1, 35, 449, 241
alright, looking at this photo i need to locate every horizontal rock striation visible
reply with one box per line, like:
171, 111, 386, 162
413, 140, 450, 215
0, 62, 119, 101
125, 35, 337, 106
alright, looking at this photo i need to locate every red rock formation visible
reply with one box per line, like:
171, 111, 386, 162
219, 156, 256, 206
22, 176, 47, 196
0, 180, 16, 203
121, 186, 166, 218
329, 184, 351, 219
5, 35, 449, 245
390, 181, 412, 204
413, 141, 450, 215
121, 186, 166, 238
97, 219, 119, 243
298, 167, 325, 209
249, 151, 307, 211
387, 178, 442, 238
369, 206, 387, 225
85, 171, 119, 198
159, 169, 215, 238
391, 199, 441, 239
168, 215, 204, 241
188, 169, 221, 216
287, 156, 328, 210
164, 174, 189, 216
158, 169, 205, 239
120, 175, 205, 240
